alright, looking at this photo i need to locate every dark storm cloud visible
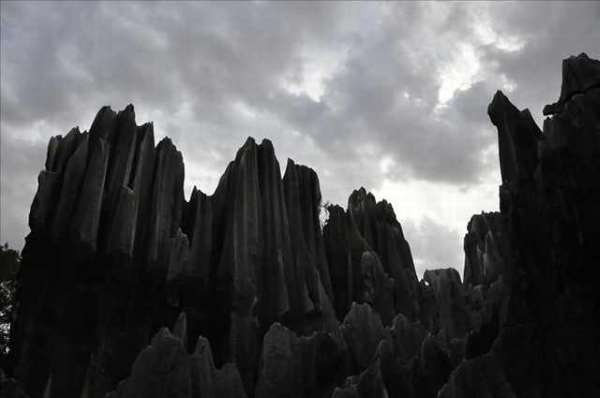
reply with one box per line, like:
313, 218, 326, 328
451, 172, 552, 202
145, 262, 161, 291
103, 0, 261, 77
1, 1, 598, 274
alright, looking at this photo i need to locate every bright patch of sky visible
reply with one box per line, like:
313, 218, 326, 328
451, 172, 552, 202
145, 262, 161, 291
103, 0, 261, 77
281, 46, 349, 102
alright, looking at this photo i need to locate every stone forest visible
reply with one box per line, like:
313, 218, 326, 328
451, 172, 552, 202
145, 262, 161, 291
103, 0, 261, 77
2, 54, 599, 397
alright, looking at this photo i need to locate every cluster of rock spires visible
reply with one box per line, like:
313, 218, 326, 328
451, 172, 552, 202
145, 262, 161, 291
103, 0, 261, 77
3, 53, 600, 398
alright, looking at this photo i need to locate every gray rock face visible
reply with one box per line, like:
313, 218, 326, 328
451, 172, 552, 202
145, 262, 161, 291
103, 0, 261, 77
255, 322, 346, 398
422, 269, 470, 339
284, 160, 333, 302
106, 314, 246, 398
323, 189, 418, 326
461, 212, 509, 358
341, 303, 387, 372
7, 53, 600, 398
358, 252, 394, 325
348, 189, 420, 320
463, 212, 507, 288
323, 204, 359, 320
112, 328, 192, 398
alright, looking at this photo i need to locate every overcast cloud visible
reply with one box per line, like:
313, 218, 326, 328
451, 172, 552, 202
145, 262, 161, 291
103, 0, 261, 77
1, 1, 599, 277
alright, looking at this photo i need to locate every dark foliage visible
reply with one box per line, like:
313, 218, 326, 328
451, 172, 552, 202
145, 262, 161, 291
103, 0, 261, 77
0, 243, 20, 364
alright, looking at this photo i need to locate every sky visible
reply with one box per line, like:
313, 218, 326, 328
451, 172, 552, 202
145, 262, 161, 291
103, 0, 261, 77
1, 1, 599, 278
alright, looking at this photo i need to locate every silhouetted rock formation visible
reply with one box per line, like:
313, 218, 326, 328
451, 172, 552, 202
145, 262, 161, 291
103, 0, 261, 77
6, 53, 600, 398
543, 53, 600, 116
347, 189, 420, 320
441, 52, 600, 397
322, 189, 418, 326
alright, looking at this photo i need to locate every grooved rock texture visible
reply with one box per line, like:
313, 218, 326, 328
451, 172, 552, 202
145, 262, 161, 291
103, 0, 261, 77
422, 269, 469, 339
463, 212, 507, 289
6, 53, 600, 398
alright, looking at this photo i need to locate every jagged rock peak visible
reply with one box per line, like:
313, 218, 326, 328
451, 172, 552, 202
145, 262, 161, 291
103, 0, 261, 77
347, 188, 401, 230
235, 136, 276, 155
543, 52, 600, 115
348, 187, 377, 207
487, 90, 541, 187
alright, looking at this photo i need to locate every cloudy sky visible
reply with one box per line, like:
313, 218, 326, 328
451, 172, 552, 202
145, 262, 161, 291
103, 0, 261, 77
1, 1, 598, 277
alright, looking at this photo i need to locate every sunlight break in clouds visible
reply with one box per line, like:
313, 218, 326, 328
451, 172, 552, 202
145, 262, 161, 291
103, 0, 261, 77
373, 165, 500, 278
